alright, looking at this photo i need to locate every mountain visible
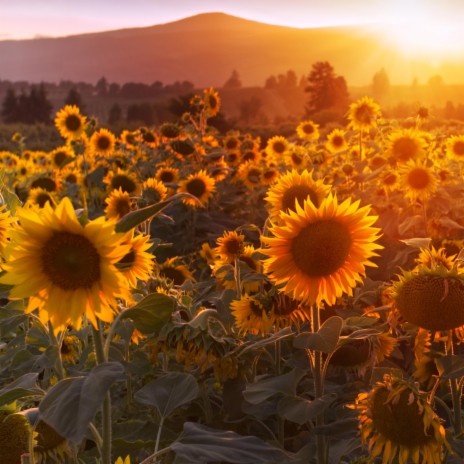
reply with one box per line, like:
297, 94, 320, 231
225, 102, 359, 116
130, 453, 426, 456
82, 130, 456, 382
0, 12, 460, 87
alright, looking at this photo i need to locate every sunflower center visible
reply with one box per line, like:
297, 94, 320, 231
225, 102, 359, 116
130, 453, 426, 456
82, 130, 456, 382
354, 105, 374, 124
31, 177, 57, 192
242, 151, 257, 162
111, 175, 136, 194
332, 135, 344, 147
393, 138, 418, 161
454, 141, 464, 156
65, 114, 82, 132
273, 294, 300, 316
65, 173, 77, 184
115, 198, 131, 217
282, 185, 320, 212
226, 139, 239, 150
291, 153, 304, 165
291, 219, 352, 277
371, 387, 432, 447
407, 168, 430, 189
36, 193, 52, 208
97, 136, 111, 150
186, 178, 206, 198
247, 168, 261, 183
53, 151, 67, 166
161, 267, 186, 285
41, 232, 101, 290
302, 124, 314, 134
272, 142, 286, 154
116, 250, 136, 269
143, 132, 156, 143
144, 187, 162, 203
225, 238, 243, 255
330, 340, 370, 367
250, 300, 265, 317
159, 171, 174, 183
383, 173, 397, 185
208, 95, 218, 110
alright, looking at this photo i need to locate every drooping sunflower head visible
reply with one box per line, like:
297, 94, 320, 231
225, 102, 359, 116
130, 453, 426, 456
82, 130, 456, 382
34, 420, 71, 463
104, 188, 133, 220
90, 128, 116, 157
157, 257, 195, 286
262, 194, 383, 306
393, 265, 464, 332
445, 134, 464, 159
0, 197, 131, 332
105, 169, 141, 196
326, 129, 348, 153
348, 97, 381, 131
142, 178, 168, 205
55, 105, 87, 140
203, 88, 221, 117
0, 409, 29, 464
264, 169, 331, 219
159, 122, 181, 139
215, 230, 245, 263
388, 129, 426, 164
265, 135, 290, 158
296, 120, 320, 142
270, 292, 311, 328
230, 294, 272, 335
178, 170, 216, 208
399, 159, 438, 202
352, 377, 448, 464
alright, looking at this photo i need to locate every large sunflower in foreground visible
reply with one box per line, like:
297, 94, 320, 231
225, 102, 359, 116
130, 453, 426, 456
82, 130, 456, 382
262, 194, 382, 306
54, 105, 87, 140
265, 169, 331, 218
352, 377, 448, 464
0, 198, 131, 332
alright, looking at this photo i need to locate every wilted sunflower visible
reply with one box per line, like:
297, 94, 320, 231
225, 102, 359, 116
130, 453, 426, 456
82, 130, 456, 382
116, 232, 154, 288
105, 169, 141, 196
270, 292, 312, 327
326, 129, 348, 153
388, 129, 426, 164
352, 377, 448, 464
55, 105, 87, 140
231, 295, 272, 335
265, 169, 331, 218
104, 188, 132, 220
296, 120, 320, 141
90, 128, 116, 157
265, 135, 290, 159
142, 178, 168, 205
203, 88, 221, 117
26, 187, 57, 209
393, 264, 464, 332
445, 134, 464, 159
178, 170, 216, 208
34, 420, 71, 464
348, 97, 381, 131
262, 194, 382, 306
0, 197, 131, 332
399, 159, 438, 202
0, 409, 29, 464
49, 146, 73, 169
215, 230, 245, 263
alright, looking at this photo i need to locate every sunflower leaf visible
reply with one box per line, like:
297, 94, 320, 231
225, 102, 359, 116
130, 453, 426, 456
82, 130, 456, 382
115, 192, 200, 232
0, 373, 43, 408
435, 355, 464, 379
277, 393, 337, 425
38, 362, 124, 444
134, 372, 199, 418
293, 316, 343, 353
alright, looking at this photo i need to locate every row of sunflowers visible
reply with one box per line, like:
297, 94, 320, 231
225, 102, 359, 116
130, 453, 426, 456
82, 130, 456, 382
0, 89, 464, 463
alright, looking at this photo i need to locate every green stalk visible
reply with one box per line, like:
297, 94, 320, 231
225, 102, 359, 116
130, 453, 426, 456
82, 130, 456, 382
450, 378, 463, 436
91, 323, 112, 464
47, 322, 65, 381
234, 257, 242, 299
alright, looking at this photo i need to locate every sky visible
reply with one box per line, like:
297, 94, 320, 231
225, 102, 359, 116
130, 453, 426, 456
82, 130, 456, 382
1, 0, 463, 41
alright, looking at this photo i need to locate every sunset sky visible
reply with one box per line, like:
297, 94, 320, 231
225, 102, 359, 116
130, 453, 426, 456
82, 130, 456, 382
1, 0, 462, 41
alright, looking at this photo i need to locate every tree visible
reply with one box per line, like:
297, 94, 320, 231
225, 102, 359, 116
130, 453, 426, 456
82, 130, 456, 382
96, 77, 108, 96
304, 61, 349, 115
223, 70, 242, 89
372, 68, 390, 100
1, 88, 18, 123
264, 75, 278, 89
65, 87, 85, 111
108, 103, 122, 125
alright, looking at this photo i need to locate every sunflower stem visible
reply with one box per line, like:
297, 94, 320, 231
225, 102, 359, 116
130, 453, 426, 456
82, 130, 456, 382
311, 304, 326, 464
451, 377, 463, 436
234, 257, 242, 298
103, 308, 127, 360
154, 416, 165, 457
47, 322, 65, 381
139, 446, 171, 464
91, 323, 112, 464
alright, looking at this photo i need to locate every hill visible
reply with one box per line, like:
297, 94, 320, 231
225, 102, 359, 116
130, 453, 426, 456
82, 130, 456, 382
0, 12, 461, 87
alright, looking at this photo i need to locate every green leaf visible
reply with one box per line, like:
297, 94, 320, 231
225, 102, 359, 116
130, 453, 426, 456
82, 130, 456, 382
293, 316, 343, 353
0, 184, 22, 215
134, 372, 199, 418
277, 393, 337, 425
39, 362, 124, 444
171, 422, 296, 463
115, 193, 199, 233
236, 327, 293, 357
435, 355, 464, 379
243, 368, 305, 405
121, 292, 175, 334
0, 373, 43, 407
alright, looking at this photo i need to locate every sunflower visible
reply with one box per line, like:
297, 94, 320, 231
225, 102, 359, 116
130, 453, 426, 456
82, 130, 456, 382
399, 159, 438, 202
55, 105, 87, 140
223, 134, 241, 151
285, 145, 308, 170
262, 194, 382, 306
0, 409, 29, 464
261, 167, 280, 185
34, 420, 71, 464
119, 130, 138, 148
157, 257, 195, 286
115, 232, 154, 288
0, 205, 15, 255
60, 334, 81, 363
105, 169, 141, 196
388, 129, 426, 164
392, 264, 464, 332
49, 146, 74, 169
270, 292, 312, 328
296, 120, 319, 141
178, 170, 216, 208
159, 122, 181, 139
104, 188, 133, 220
90, 128, 116, 157
155, 166, 180, 185
203, 88, 221, 117
445, 134, 464, 159
199, 242, 217, 265
237, 162, 262, 189
0, 197, 131, 333
215, 230, 245, 263
231, 295, 272, 335
30, 175, 59, 193
379, 170, 398, 192
14, 160, 35, 183
240, 148, 260, 164
415, 246, 455, 271
139, 128, 158, 148
265, 135, 290, 159
352, 377, 448, 464
225, 151, 241, 166
142, 178, 168, 205
326, 129, 348, 153
114, 456, 131, 464
348, 97, 381, 131
264, 169, 331, 218
26, 187, 57, 209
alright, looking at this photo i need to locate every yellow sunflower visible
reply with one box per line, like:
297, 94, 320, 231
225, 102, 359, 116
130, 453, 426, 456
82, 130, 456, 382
178, 170, 216, 208
90, 128, 116, 157
0, 205, 15, 255
348, 97, 381, 131
271, 292, 312, 328
237, 161, 263, 189
352, 376, 448, 464
285, 145, 308, 170
142, 178, 168, 205
223, 134, 241, 151
139, 128, 158, 148
296, 120, 319, 141
34, 420, 71, 464
49, 146, 74, 169
326, 129, 348, 153
415, 246, 456, 271
265, 135, 290, 159
388, 129, 426, 164
26, 187, 57, 209
203, 87, 221, 117
119, 130, 138, 149
399, 159, 438, 202
105, 169, 141, 196
157, 257, 195, 286
155, 166, 180, 185
261, 167, 280, 185
116, 231, 154, 288
262, 194, 383, 306
215, 230, 245, 263
104, 188, 133, 220
264, 169, 331, 218
230, 295, 272, 335
199, 242, 217, 265
445, 134, 464, 159
54, 105, 87, 140
0, 197, 131, 333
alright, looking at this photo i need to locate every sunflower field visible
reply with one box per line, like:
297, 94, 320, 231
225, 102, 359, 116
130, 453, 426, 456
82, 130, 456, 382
1, 88, 464, 464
